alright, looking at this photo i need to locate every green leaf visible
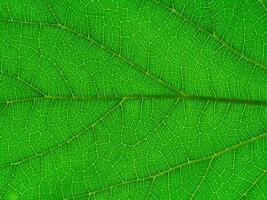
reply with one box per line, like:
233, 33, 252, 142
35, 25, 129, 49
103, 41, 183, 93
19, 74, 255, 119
0, 0, 267, 199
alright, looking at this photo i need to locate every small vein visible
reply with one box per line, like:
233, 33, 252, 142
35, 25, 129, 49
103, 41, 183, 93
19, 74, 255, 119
0, 3, 265, 199
42, 0, 61, 25
0, 70, 47, 97
0, 18, 182, 95
0, 103, 8, 115
123, 99, 181, 147
239, 168, 267, 199
56, 24, 182, 95
0, 166, 16, 198
152, 0, 267, 71
41, 0, 80, 97
207, 0, 215, 33
258, 0, 267, 12
66, 131, 267, 199
0, 99, 125, 168
145, 178, 155, 200
190, 158, 214, 199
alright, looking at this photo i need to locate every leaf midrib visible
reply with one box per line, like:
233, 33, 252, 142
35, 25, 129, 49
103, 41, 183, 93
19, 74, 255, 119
1, 94, 267, 106
1, 12, 266, 107
1, 1, 266, 108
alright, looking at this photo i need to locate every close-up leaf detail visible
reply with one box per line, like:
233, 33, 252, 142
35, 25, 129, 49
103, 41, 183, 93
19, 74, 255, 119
0, 0, 267, 199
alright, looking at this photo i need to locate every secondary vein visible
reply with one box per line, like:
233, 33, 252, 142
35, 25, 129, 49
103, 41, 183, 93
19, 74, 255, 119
153, 0, 267, 71
66, 131, 267, 199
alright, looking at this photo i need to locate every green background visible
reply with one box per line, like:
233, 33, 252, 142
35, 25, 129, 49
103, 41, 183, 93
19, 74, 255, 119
0, 0, 266, 199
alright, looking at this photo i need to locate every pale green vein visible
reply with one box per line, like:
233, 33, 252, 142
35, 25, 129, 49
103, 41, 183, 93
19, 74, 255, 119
0, 18, 181, 95
0, 71, 47, 96
0, 2, 265, 199
207, 0, 215, 33
145, 178, 155, 200
258, 0, 267, 12
41, 0, 81, 97
118, 98, 183, 148
239, 168, 267, 199
41, 56, 75, 96
123, 99, 181, 147
66, 131, 267, 200
153, 0, 267, 71
58, 24, 182, 95
0, 166, 16, 198
0, 99, 125, 168
190, 158, 214, 199
42, 0, 61, 25
0, 104, 8, 116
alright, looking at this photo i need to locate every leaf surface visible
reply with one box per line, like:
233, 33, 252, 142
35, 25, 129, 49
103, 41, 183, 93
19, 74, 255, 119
0, 0, 267, 199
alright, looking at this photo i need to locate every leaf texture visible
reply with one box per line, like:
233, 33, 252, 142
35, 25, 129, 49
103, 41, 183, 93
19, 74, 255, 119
0, 0, 267, 199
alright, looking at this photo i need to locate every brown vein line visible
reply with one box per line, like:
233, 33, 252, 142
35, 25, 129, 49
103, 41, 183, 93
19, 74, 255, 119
0, 18, 181, 95
0, 94, 267, 106
66, 131, 267, 200
0, 99, 125, 168
239, 168, 267, 199
152, 0, 267, 71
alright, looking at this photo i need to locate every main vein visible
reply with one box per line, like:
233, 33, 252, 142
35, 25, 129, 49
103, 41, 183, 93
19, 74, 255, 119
0, 94, 267, 106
